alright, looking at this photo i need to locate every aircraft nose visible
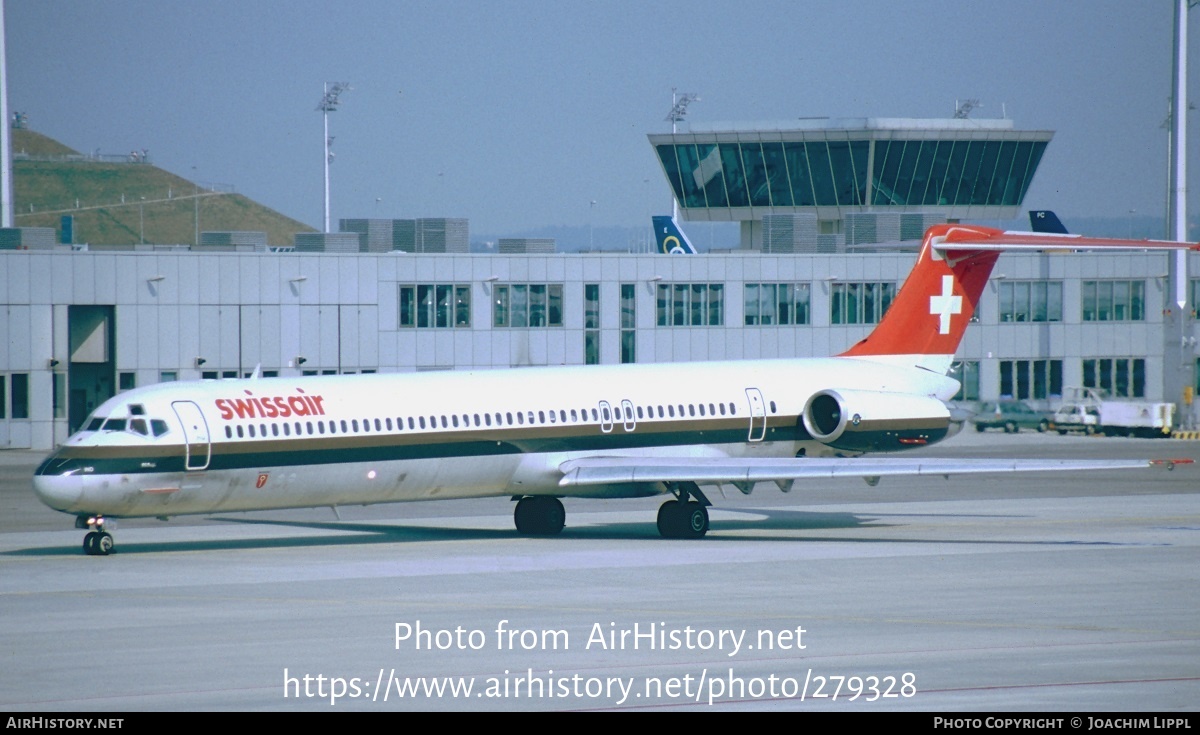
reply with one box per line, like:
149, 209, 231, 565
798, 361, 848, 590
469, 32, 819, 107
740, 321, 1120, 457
33, 454, 84, 512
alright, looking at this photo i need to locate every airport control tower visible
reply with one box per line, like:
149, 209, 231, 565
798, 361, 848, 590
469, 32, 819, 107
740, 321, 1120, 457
649, 117, 1052, 250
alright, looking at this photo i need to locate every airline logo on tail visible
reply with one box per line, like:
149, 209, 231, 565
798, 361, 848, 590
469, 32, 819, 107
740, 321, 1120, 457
652, 215, 698, 254
930, 275, 963, 334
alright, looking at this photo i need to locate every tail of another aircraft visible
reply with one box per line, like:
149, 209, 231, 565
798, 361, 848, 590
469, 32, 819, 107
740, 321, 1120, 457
1029, 210, 1069, 234
652, 215, 698, 254
839, 224, 999, 375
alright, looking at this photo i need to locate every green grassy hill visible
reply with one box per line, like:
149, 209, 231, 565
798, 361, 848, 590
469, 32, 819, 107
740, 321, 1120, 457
10, 129, 316, 246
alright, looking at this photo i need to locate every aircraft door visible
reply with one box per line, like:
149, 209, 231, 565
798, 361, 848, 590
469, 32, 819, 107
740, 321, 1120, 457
620, 399, 636, 432
172, 400, 211, 471
745, 388, 767, 442
598, 400, 614, 433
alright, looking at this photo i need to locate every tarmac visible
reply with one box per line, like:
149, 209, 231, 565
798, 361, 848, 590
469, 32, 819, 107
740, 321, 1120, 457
1, 430, 1197, 712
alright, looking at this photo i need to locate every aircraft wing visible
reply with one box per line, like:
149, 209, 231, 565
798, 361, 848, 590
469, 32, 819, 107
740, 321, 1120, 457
557, 456, 1186, 489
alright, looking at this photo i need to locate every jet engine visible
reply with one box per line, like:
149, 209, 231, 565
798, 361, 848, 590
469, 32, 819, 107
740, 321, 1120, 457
801, 388, 952, 452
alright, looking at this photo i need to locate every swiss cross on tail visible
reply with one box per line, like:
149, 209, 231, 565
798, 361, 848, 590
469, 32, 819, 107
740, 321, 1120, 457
929, 275, 963, 335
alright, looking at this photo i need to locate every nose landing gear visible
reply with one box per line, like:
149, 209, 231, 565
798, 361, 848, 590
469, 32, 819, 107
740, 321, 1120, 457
77, 515, 115, 556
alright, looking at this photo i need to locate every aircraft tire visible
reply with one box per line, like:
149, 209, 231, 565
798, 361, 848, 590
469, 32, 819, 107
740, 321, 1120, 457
657, 501, 681, 537
684, 501, 709, 538
96, 532, 114, 555
514, 496, 565, 536
657, 500, 708, 539
83, 532, 97, 555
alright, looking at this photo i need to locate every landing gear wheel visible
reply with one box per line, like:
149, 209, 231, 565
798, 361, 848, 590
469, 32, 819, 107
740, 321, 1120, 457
83, 531, 114, 556
82, 525, 115, 556
683, 501, 709, 537
514, 496, 565, 536
657, 500, 708, 539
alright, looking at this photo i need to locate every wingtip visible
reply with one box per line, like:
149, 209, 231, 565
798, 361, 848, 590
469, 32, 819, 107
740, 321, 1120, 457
1149, 458, 1195, 470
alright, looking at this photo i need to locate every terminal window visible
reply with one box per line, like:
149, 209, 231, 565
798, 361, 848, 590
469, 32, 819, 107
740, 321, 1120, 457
999, 359, 1062, 400
745, 283, 811, 326
1083, 358, 1145, 398
950, 360, 980, 401
620, 283, 636, 363
830, 282, 895, 325
399, 284, 471, 328
656, 283, 724, 327
584, 283, 600, 364
998, 280, 1062, 322
493, 284, 564, 328
1082, 280, 1145, 321
9, 373, 29, 419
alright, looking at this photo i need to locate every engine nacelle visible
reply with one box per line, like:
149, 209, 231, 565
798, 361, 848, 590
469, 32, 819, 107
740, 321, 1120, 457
802, 388, 952, 452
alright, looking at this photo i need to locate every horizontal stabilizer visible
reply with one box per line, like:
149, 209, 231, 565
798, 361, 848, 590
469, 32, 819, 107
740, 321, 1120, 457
931, 226, 1200, 254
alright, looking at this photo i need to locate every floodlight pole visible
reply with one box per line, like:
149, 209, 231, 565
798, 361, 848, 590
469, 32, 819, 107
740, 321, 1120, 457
318, 82, 350, 233
1166, 0, 1196, 428
0, 0, 12, 228
665, 88, 699, 220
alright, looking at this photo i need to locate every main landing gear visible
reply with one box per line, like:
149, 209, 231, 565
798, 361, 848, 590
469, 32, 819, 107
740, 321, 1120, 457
513, 496, 566, 536
514, 483, 713, 539
76, 515, 115, 556
657, 482, 711, 539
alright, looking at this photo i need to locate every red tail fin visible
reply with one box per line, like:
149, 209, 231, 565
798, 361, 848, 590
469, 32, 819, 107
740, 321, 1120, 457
840, 225, 1000, 370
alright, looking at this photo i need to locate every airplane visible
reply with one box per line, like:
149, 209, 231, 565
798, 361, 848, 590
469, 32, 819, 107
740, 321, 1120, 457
652, 214, 698, 254
32, 223, 1197, 555
1029, 210, 1069, 234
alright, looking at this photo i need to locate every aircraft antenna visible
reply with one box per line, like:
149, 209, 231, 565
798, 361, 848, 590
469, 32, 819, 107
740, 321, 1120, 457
317, 82, 351, 233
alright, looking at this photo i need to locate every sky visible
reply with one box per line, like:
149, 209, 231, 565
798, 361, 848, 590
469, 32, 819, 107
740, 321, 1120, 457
4, 1, 1196, 240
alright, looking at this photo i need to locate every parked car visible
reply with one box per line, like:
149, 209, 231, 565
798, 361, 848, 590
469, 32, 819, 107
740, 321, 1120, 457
973, 400, 1052, 433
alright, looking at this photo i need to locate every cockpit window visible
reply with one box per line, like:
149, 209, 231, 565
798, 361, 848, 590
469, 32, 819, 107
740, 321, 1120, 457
128, 418, 149, 436
129, 404, 146, 416
151, 419, 170, 437
100, 418, 127, 432
86, 417, 105, 432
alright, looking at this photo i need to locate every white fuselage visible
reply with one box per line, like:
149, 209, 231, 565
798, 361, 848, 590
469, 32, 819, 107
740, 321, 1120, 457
33, 356, 959, 520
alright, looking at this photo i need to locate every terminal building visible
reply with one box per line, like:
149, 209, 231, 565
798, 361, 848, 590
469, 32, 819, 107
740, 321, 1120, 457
0, 118, 1195, 450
